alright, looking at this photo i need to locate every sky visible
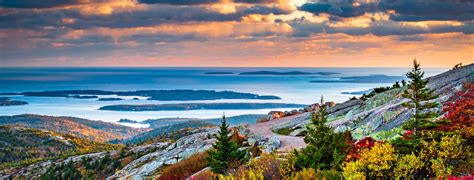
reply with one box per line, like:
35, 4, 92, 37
0, 0, 472, 67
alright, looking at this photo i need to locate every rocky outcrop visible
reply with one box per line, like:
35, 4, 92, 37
273, 64, 473, 139
109, 128, 219, 179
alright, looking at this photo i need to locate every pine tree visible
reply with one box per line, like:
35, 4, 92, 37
402, 59, 439, 136
393, 81, 401, 88
401, 80, 407, 86
206, 115, 248, 174
295, 97, 350, 170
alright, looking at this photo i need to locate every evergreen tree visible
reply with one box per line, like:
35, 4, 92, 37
206, 115, 248, 174
401, 80, 407, 86
295, 97, 350, 170
402, 59, 439, 136
392, 81, 401, 88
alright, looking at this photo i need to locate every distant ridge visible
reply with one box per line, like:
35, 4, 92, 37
240, 71, 339, 76
0, 114, 146, 142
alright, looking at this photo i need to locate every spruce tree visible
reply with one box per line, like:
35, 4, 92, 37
206, 115, 248, 174
295, 97, 350, 170
402, 59, 439, 136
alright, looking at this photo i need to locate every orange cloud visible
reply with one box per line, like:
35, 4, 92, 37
61, 22, 293, 42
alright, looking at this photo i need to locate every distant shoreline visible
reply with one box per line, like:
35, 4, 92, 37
1, 89, 281, 101
99, 103, 307, 111
239, 71, 340, 76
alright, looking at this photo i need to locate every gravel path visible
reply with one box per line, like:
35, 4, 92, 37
248, 113, 308, 152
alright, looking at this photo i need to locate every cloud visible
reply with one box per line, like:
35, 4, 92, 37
298, 0, 474, 21
138, 0, 220, 5
138, 0, 287, 5
0, 4, 291, 30
0, 0, 85, 8
0, 0, 472, 67
298, 0, 378, 18
385, 0, 474, 22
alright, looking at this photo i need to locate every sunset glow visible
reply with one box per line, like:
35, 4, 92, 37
0, 0, 472, 67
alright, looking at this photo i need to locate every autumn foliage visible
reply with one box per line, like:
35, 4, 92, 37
437, 83, 474, 137
346, 137, 377, 161
159, 152, 209, 179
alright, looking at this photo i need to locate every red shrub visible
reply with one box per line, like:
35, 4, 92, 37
402, 130, 414, 140
346, 137, 377, 161
437, 83, 474, 137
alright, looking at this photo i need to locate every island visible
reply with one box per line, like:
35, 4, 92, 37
117, 119, 140, 124
310, 74, 405, 83
341, 89, 373, 95
239, 71, 339, 76
11, 89, 281, 101
204, 72, 234, 75
70, 95, 99, 99
99, 103, 307, 111
0, 97, 28, 106
314, 72, 340, 75
98, 97, 123, 101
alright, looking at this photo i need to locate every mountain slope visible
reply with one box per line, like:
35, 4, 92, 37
0, 126, 120, 169
0, 114, 146, 142
272, 64, 473, 139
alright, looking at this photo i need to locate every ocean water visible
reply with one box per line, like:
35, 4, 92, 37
0, 67, 446, 125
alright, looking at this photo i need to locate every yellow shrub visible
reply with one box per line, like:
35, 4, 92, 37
279, 153, 297, 178
419, 131, 469, 177
291, 168, 317, 179
248, 153, 281, 179
394, 153, 424, 178
342, 160, 366, 180
358, 142, 396, 177
342, 142, 396, 179
220, 168, 264, 180
429, 158, 452, 178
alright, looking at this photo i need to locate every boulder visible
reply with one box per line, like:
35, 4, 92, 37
256, 118, 269, 123
268, 111, 285, 119
325, 101, 336, 107
290, 109, 299, 115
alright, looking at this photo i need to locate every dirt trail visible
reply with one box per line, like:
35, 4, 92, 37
248, 113, 308, 152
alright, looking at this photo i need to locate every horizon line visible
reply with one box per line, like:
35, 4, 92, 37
0, 65, 456, 69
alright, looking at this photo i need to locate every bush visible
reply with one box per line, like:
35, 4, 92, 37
291, 168, 317, 179
419, 131, 470, 177
248, 153, 282, 179
274, 128, 292, 135
394, 153, 424, 178
346, 137, 376, 161
437, 83, 474, 139
279, 153, 297, 178
220, 168, 264, 180
190, 168, 219, 180
159, 152, 208, 179
342, 142, 396, 178
220, 153, 282, 179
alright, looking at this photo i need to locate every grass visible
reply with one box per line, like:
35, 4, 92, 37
273, 128, 292, 135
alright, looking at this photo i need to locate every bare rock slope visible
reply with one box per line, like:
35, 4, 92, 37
273, 64, 473, 139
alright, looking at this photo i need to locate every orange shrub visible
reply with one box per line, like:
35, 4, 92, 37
159, 152, 209, 179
